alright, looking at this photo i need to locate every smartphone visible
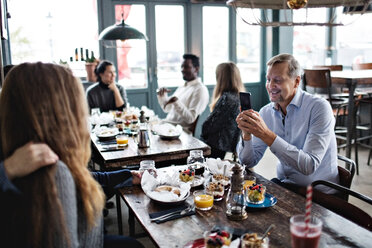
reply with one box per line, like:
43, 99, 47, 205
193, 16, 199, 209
239, 92, 252, 111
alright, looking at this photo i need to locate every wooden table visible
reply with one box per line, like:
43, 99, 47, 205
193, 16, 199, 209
120, 167, 372, 248
91, 131, 211, 170
331, 70, 372, 159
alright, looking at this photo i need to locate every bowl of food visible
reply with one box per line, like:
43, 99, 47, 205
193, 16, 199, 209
206, 182, 224, 201
246, 183, 266, 204
212, 174, 230, 188
241, 233, 269, 248
204, 229, 232, 248
179, 168, 195, 183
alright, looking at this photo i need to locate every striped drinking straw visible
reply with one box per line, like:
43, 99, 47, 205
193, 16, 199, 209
304, 185, 313, 236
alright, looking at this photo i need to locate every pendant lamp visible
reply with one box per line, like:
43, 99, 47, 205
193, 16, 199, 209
99, 13, 148, 41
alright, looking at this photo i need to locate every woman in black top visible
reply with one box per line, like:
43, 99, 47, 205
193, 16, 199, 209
201, 62, 246, 159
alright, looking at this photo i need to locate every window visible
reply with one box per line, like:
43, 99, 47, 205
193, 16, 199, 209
155, 5, 184, 88
236, 8, 261, 83
8, 0, 99, 78
293, 8, 327, 68
203, 6, 229, 85
335, 7, 372, 68
115, 5, 147, 89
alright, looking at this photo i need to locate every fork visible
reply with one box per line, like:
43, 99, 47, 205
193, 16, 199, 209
150, 205, 194, 222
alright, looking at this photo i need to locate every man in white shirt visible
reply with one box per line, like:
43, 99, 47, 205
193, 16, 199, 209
157, 54, 209, 134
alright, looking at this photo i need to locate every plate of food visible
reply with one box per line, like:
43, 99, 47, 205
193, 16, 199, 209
245, 193, 277, 208
183, 229, 232, 248
141, 170, 191, 206
153, 123, 182, 140
96, 128, 119, 140
147, 184, 190, 206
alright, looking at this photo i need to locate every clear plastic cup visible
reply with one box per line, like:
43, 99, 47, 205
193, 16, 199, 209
139, 160, 157, 177
290, 214, 322, 248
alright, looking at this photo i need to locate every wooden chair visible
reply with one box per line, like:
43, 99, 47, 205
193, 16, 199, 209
302, 69, 348, 108
311, 180, 372, 231
303, 69, 350, 149
313, 64, 343, 71
337, 154, 356, 197
352, 62, 372, 70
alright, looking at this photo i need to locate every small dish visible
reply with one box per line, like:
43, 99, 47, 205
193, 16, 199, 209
191, 175, 205, 188
158, 133, 181, 140
97, 128, 119, 140
245, 193, 277, 208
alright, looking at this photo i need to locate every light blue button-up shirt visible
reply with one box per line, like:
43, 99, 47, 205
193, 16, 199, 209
238, 88, 339, 193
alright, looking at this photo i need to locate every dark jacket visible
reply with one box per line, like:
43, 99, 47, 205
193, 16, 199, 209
201, 91, 241, 152
86, 82, 127, 112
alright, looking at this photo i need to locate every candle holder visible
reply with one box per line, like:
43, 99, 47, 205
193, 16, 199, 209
225, 163, 248, 220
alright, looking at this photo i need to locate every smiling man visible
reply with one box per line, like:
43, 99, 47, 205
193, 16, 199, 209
157, 54, 209, 134
236, 53, 339, 195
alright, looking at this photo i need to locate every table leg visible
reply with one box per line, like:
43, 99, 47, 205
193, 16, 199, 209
115, 193, 123, 235
346, 81, 357, 159
129, 208, 135, 237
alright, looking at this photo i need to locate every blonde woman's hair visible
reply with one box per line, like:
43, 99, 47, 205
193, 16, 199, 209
210, 62, 245, 111
0, 62, 105, 247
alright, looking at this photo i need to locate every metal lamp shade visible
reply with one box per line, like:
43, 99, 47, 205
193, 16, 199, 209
226, 0, 372, 9
99, 20, 148, 41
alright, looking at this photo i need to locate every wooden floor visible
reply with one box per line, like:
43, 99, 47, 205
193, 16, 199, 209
104, 147, 372, 247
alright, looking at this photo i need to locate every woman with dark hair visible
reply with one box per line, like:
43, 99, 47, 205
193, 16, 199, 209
0, 62, 143, 248
86, 60, 128, 112
201, 62, 246, 159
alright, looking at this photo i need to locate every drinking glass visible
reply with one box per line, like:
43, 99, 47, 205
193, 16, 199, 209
243, 175, 256, 190
116, 135, 128, 147
139, 160, 157, 177
290, 214, 322, 248
193, 190, 213, 211
187, 150, 205, 175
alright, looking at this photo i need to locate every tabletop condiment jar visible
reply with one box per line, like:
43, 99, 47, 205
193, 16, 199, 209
187, 150, 205, 175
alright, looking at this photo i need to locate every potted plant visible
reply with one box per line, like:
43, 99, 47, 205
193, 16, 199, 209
85, 52, 98, 82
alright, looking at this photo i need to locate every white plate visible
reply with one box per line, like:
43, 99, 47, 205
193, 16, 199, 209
158, 133, 181, 140
146, 185, 190, 206
97, 128, 119, 140
191, 175, 205, 187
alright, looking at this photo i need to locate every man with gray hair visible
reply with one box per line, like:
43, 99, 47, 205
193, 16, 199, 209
236, 53, 339, 194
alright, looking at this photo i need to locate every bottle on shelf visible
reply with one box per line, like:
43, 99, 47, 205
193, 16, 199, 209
75, 48, 78, 61
80, 47, 84, 61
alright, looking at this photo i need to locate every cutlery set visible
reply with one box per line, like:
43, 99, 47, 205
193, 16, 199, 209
150, 205, 195, 223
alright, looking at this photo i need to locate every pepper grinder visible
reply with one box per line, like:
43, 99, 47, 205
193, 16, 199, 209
225, 163, 248, 220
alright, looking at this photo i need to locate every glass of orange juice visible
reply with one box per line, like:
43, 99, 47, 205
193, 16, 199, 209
116, 135, 129, 147
193, 190, 213, 211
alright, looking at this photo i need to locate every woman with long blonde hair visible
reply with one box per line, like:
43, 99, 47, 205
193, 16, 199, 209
201, 62, 246, 159
0, 62, 105, 247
